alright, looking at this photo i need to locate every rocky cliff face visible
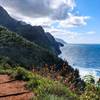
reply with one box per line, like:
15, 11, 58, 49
0, 6, 61, 55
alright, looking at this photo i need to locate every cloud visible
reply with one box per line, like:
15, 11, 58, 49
59, 14, 90, 28
0, 0, 89, 27
45, 27, 78, 41
52, 4, 69, 20
87, 31, 96, 35
0, 0, 91, 43
51, 0, 76, 20
0, 0, 75, 20
45, 26, 97, 43
0, 0, 52, 17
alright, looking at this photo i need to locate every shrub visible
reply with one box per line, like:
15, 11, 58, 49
11, 67, 33, 81
80, 84, 100, 100
80, 75, 100, 100
84, 75, 95, 84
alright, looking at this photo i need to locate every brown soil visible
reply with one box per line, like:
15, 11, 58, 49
0, 75, 34, 100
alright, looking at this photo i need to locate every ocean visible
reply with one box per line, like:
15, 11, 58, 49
59, 44, 100, 79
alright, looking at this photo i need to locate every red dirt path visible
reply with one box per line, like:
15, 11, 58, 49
0, 75, 34, 100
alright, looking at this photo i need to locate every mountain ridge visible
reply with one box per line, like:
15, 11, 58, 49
0, 6, 61, 55
0, 26, 62, 68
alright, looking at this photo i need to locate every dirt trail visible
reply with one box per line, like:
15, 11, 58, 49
0, 75, 34, 100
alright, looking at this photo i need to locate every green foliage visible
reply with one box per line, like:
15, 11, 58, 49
96, 78, 100, 88
25, 70, 78, 99
0, 65, 78, 100
11, 67, 33, 81
1, 53, 100, 100
0, 26, 61, 68
0, 65, 14, 74
84, 75, 95, 84
80, 83, 100, 100
0, 68, 12, 74
80, 75, 100, 100
1, 63, 100, 100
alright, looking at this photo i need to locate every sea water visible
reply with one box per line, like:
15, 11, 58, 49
59, 44, 100, 79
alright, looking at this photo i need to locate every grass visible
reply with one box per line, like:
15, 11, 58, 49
0, 66, 78, 100
1, 65, 100, 100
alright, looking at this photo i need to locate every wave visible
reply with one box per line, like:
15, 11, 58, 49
59, 44, 100, 80
73, 65, 100, 81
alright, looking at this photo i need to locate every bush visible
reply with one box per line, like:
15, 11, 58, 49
80, 84, 100, 100
11, 67, 33, 81
80, 75, 100, 100
0, 65, 14, 74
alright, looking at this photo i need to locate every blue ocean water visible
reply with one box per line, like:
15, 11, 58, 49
59, 44, 100, 78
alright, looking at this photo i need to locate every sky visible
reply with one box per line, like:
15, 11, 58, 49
0, 0, 100, 44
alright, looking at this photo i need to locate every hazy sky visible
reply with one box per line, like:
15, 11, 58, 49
0, 0, 100, 44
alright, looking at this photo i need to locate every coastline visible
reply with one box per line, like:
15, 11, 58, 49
59, 44, 100, 80
73, 65, 100, 80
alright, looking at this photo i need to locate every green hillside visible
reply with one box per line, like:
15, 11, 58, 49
0, 26, 61, 69
0, 6, 61, 55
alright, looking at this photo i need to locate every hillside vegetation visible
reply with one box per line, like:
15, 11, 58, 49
0, 65, 78, 100
0, 26, 61, 68
0, 6, 61, 55
0, 62, 100, 100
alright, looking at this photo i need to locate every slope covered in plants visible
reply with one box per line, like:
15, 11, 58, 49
0, 26, 61, 68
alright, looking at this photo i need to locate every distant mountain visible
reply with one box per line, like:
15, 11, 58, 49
55, 38, 67, 46
0, 6, 61, 55
0, 26, 62, 69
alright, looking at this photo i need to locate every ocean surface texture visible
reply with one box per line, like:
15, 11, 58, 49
59, 44, 100, 78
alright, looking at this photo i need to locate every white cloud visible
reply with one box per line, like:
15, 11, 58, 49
0, 0, 76, 20
0, 0, 91, 43
59, 14, 90, 28
45, 27, 78, 42
65, 0, 76, 10
0, 0, 89, 28
87, 31, 96, 35
0, 0, 52, 17
45, 26, 97, 43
